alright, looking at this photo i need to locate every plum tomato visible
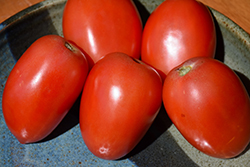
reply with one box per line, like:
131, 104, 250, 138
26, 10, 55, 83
162, 57, 250, 158
141, 0, 216, 79
2, 35, 89, 144
80, 52, 162, 160
62, 0, 142, 67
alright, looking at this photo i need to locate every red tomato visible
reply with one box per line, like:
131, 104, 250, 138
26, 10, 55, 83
2, 35, 89, 144
62, 0, 142, 67
80, 52, 162, 160
162, 57, 250, 158
141, 0, 216, 79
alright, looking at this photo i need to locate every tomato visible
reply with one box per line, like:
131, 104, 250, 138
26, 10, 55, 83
162, 57, 250, 158
62, 0, 142, 67
141, 0, 216, 79
79, 52, 162, 160
2, 35, 89, 144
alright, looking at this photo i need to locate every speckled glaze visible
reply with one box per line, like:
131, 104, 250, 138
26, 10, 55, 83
1, 0, 250, 166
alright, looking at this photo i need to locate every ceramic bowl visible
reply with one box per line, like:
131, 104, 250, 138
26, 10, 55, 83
1, 0, 250, 166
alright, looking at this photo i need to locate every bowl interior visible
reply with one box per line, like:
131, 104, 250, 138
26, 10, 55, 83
1, 0, 250, 166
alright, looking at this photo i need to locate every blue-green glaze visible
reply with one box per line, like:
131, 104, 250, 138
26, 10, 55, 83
1, 0, 250, 166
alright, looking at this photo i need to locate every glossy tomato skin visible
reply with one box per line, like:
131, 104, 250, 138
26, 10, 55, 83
141, 0, 216, 79
2, 35, 89, 144
63, 0, 142, 67
80, 52, 162, 160
163, 57, 250, 158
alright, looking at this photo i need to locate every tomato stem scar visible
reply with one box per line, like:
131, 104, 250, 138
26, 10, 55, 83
65, 41, 75, 52
178, 65, 192, 76
131, 57, 141, 64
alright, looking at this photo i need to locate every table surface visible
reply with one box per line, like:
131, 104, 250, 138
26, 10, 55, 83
0, 0, 250, 35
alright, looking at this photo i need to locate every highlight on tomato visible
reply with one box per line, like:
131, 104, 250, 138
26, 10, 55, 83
63, 0, 143, 67
2, 35, 89, 144
79, 52, 162, 160
141, 0, 216, 79
162, 57, 250, 158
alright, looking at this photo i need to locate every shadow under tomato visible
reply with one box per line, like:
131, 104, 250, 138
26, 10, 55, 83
128, 131, 199, 167
227, 70, 250, 158
120, 104, 199, 166
133, 0, 150, 28
120, 104, 172, 160
37, 94, 81, 143
235, 70, 250, 97
209, 8, 225, 63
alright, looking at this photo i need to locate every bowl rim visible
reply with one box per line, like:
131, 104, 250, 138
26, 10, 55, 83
0, 0, 249, 46
0, 0, 67, 32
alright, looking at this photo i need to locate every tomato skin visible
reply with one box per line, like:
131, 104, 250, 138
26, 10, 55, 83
162, 57, 250, 158
2, 35, 89, 144
62, 0, 142, 67
80, 52, 162, 160
141, 0, 216, 79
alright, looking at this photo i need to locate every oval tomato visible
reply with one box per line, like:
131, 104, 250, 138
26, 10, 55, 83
80, 52, 162, 160
141, 0, 216, 79
162, 57, 250, 158
62, 0, 142, 67
2, 35, 89, 144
